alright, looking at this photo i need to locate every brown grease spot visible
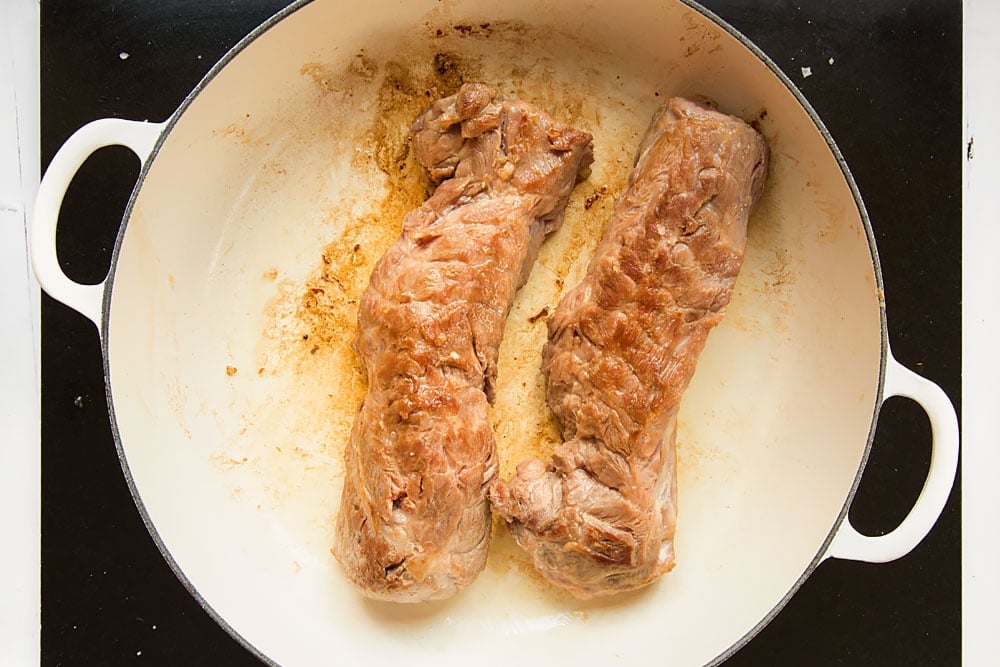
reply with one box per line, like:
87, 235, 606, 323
583, 185, 608, 210
348, 50, 378, 82
299, 62, 340, 93
354, 51, 479, 181
528, 306, 549, 324
213, 122, 266, 147
749, 108, 768, 133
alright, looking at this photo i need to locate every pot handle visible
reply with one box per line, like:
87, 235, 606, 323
825, 352, 959, 563
30, 118, 164, 328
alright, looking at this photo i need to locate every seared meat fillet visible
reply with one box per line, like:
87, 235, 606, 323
333, 83, 593, 602
490, 97, 768, 599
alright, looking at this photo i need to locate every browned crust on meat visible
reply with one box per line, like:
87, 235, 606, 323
490, 97, 768, 599
333, 83, 593, 602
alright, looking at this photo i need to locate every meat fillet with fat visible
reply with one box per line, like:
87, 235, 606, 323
333, 83, 593, 602
490, 97, 768, 599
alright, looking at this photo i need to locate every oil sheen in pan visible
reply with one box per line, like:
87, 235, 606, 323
206, 19, 786, 611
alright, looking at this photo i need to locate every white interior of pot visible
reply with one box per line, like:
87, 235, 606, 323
106, 0, 883, 664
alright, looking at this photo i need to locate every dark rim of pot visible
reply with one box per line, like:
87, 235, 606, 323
99, 0, 889, 664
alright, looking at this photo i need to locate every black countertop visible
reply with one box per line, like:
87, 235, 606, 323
41, 1, 961, 664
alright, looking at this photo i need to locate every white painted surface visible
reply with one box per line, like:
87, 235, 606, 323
962, 1, 1000, 665
0, 0, 40, 665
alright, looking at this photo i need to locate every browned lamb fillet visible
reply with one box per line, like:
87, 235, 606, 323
332, 83, 593, 602
490, 97, 768, 599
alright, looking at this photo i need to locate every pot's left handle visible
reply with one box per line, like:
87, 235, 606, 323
31, 118, 164, 328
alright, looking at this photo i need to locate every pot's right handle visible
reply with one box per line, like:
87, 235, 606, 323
30, 118, 164, 329
825, 352, 959, 563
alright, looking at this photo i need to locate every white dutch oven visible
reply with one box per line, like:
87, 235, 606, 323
32, 0, 959, 664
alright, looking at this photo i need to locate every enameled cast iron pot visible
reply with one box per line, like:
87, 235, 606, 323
32, 0, 959, 664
